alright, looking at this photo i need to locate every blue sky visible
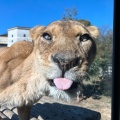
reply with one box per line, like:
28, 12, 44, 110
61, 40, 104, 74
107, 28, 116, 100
0, 0, 114, 34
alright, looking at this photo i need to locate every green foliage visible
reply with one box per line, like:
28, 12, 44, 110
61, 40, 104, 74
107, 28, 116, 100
96, 28, 113, 67
88, 58, 100, 76
77, 19, 91, 26
89, 28, 113, 77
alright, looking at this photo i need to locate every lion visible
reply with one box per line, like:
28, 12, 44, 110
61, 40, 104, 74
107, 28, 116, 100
0, 20, 99, 120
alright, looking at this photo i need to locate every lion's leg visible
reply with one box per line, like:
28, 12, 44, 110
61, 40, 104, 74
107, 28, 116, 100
17, 105, 31, 120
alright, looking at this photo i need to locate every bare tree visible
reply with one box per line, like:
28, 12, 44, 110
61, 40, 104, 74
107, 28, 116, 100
62, 7, 78, 21
62, 7, 91, 26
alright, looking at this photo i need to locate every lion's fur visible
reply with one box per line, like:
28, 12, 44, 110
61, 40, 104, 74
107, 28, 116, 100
0, 20, 99, 120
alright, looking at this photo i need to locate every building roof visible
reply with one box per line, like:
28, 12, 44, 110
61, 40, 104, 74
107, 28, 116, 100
0, 33, 8, 37
8, 26, 31, 31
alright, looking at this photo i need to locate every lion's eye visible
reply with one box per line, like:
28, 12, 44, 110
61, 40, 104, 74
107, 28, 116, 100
80, 34, 91, 42
42, 33, 52, 41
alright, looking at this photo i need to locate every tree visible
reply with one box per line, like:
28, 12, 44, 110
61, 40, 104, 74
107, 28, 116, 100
62, 7, 91, 26
89, 27, 113, 77
77, 19, 91, 26
62, 7, 78, 21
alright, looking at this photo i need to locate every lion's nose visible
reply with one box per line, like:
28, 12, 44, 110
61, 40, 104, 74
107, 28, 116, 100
52, 52, 80, 72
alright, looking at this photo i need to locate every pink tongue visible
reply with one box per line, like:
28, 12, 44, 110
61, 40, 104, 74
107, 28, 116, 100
53, 78, 73, 90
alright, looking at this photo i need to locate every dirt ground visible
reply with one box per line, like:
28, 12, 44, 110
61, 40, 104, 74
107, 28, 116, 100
41, 95, 111, 120
76, 77, 112, 120
41, 79, 112, 120
72, 96, 111, 120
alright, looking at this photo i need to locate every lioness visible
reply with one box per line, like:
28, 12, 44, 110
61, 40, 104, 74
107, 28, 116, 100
0, 20, 99, 120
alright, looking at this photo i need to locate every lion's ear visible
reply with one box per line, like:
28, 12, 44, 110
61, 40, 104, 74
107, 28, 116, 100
87, 26, 99, 39
30, 26, 45, 40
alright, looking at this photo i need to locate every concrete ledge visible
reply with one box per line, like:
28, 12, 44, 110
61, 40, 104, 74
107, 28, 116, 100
0, 97, 101, 120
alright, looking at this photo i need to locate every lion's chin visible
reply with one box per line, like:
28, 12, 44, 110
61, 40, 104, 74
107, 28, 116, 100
48, 86, 72, 102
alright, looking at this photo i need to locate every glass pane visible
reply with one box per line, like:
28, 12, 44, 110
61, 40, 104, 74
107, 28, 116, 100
0, 0, 113, 120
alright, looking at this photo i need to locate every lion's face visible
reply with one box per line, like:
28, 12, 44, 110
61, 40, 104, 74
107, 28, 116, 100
30, 20, 99, 101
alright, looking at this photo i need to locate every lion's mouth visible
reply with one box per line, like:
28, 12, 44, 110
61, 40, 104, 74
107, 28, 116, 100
48, 78, 79, 90
49, 55, 81, 90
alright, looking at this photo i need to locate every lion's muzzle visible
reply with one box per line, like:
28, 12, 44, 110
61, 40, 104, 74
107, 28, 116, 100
52, 50, 80, 76
48, 50, 81, 91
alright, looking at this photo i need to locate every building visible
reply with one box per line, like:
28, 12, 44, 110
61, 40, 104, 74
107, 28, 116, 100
7, 26, 32, 47
0, 26, 32, 47
0, 33, 8, 47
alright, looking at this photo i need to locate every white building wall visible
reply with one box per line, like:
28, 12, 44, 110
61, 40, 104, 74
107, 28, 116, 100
7, 28, 32, 47
0, 36, 8, 44
8, 29, 18, 47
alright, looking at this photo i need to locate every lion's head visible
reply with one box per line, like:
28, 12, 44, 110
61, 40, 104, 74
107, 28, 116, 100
30, 20, 99, 101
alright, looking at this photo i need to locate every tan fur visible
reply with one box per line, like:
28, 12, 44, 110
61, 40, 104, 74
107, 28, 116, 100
0, 20, 99, 120
0, 47, 8, 56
